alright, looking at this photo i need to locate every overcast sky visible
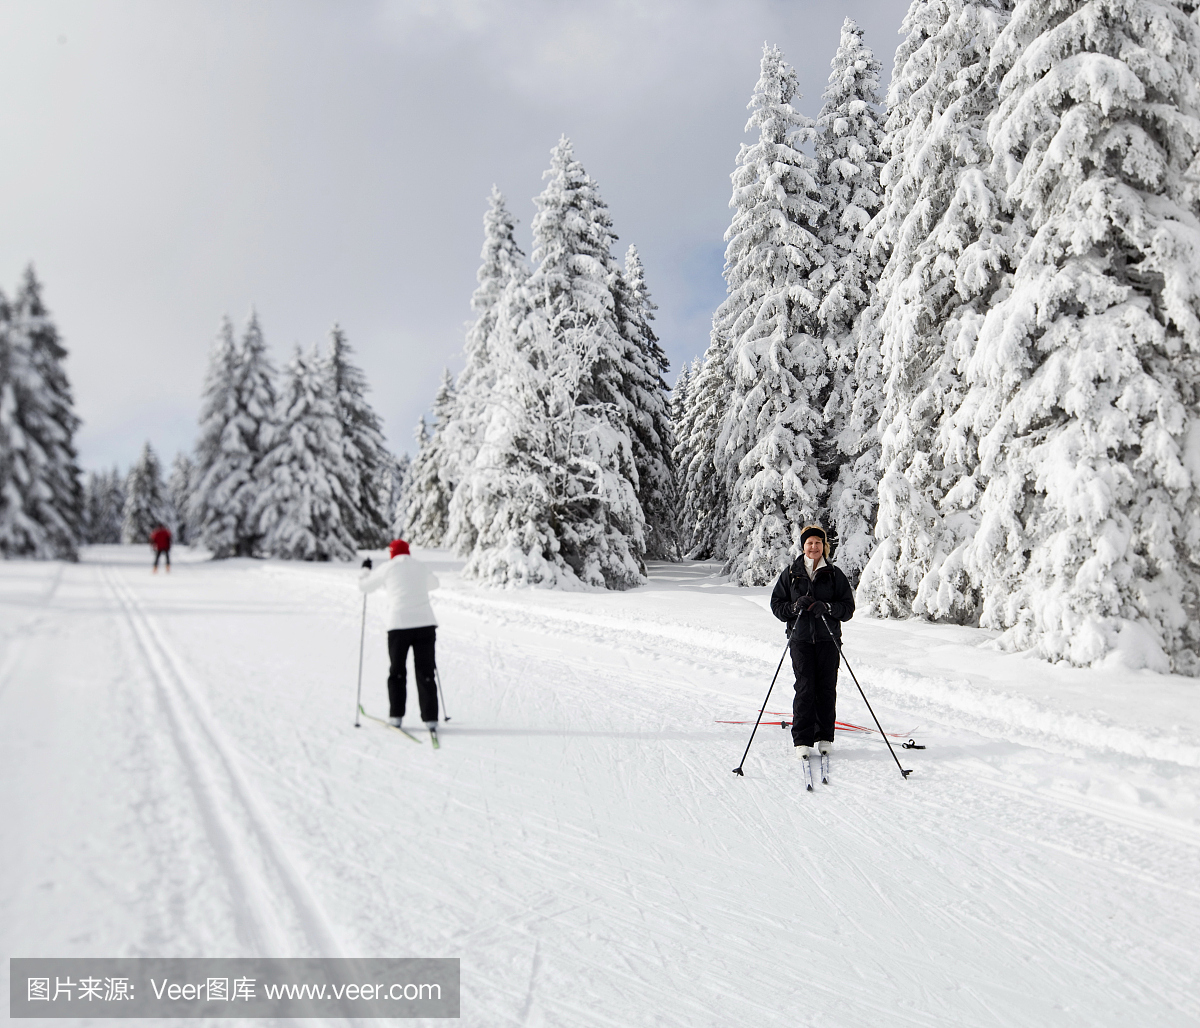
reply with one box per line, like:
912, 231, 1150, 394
0, 0, 912, 472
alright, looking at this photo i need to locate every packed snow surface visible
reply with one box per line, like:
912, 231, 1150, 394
3, 546, 1199, 1027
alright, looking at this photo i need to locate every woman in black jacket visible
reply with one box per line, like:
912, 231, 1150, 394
769, 524, 855, 769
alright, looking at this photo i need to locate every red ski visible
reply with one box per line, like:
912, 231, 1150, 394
715, 714, 916, 740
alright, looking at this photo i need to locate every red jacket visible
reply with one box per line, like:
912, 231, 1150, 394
150, 527, 172, 552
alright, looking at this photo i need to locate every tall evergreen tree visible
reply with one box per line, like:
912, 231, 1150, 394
254, 345, 357, 561
191, 312, 277, 557
405, 372, 458, 547
191, 317, 243, 556
954, 0, 1200, 671
718, 44, 828, 585
455, 268, 644, 589
445, 188, 530, 555
82, 467, 125, 544
388, 452, 411, 539
813, 20, 888, 578
613, 244, 679, 560
857, 0, 1015, 620
122, 442, 169, 544
168, 453, 195, 544
525, 136, 645, 588
676, 332, 734, 560
0, 269, 83, 560
323, 325, 392, 548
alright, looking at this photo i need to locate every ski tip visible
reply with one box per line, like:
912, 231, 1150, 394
806, 783, 814, 792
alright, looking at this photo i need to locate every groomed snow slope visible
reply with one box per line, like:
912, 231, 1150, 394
2, 546, 1198, 1027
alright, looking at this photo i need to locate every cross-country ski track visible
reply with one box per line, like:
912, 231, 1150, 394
2, 545, 1198, 1027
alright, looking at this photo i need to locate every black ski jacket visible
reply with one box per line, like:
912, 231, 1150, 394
770, 557, 855, 644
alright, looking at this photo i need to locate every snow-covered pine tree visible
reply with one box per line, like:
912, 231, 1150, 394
387, 452, 411, 539
525, 137, 645, 588
191, 312, 277, 557
613, 244, 679, 560
954, 0, 1200, 672
323, 325, 392, 548
82, 469, 117, 544
253, 345, 357, 561
718, 44, 828, 585
676, 333, 734, 560
168, 453, 195, 544
813, 19, 887, 579
405, 371, 457, 547
0, 269, 83, 560
455, 265, 644, 589
89, 467, 125, 544
122, 442, 170, 544
232, 311, 278, 554
454, 279, 577, 588
814, 19, 886, 340
191, 318, 244, 556
857, 0, 1015, 620
445, 188, 530, 555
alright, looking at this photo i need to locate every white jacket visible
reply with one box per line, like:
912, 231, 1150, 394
358, 554, 439, 630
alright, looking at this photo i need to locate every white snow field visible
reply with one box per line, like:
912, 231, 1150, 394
3, 546, 1199, 1028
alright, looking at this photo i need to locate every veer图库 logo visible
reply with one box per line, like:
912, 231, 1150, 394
9, 958, 459, 1018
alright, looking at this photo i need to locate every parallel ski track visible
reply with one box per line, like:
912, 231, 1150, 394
101, 564, 344, 960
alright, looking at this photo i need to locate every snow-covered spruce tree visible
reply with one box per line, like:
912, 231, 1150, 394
445, 188, 530, 555
191, 313, 277, 557
387, 452, 411, 539
253, 345, 357, 561
676, 333, 734, 560
405, 371, 457, 547
454, 267, 644, 589
613, 244, 679, 559
954, 0, 1200, 672
168, 453, 195, 544
88, 467, 125, 544
323, 325, 392, 548
453, 280, 576, 588
122, 442, 169, 544
857, 0, 1015, 621
82, 468, 122, 544
812, 19, 887, 579
667, 360, 695, 544
524, 136, 645, 588
718, 44, 828, 585
0, 269, 83, 560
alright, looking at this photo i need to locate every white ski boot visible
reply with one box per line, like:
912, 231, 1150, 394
795, 745, 813, 791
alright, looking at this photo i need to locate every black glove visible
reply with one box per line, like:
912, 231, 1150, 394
361, 558, 373, 570
807, 599, 829, 617
790, 595, 813, 616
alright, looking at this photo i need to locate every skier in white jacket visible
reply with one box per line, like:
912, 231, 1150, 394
358, 539, 440, 732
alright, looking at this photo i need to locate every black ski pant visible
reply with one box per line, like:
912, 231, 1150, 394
387, 626, 438, 723
789, 638, 839, 747
154, 548, 170, 569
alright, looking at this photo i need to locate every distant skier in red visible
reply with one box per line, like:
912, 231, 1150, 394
150, 524, 172, 573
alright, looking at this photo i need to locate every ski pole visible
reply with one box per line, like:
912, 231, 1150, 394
354, 594, 367, 728
435, 666, 450, 722
733, 617, 802, 776
819, 614, 912, 780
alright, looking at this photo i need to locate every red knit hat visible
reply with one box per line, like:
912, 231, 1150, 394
388, 539, 410, 558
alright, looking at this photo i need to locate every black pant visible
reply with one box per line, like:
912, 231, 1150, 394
790, 639, 839, 746
154, 548, 170, 569
387, 626, 438, 723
